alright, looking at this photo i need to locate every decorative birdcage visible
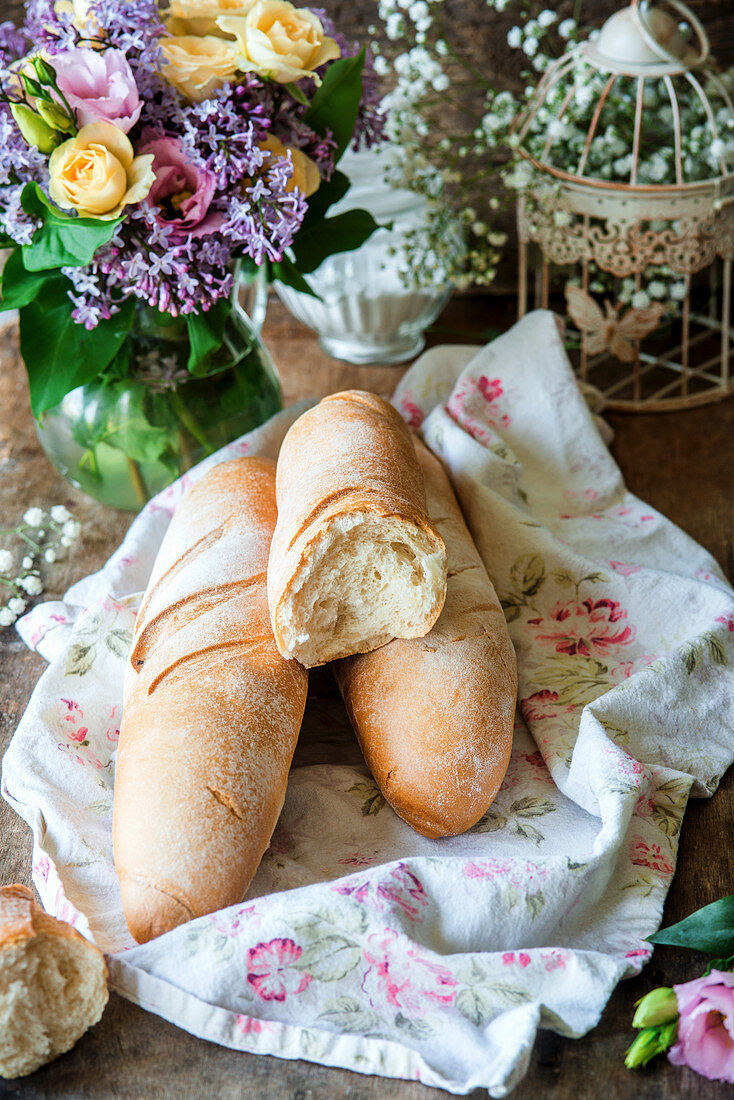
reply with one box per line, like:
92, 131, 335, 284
513, 0, 734, 411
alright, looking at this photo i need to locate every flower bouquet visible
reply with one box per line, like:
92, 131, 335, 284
0, 0, 383, 509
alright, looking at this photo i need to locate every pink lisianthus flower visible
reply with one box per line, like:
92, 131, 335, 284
52, 48, 142, 134
140, 136, 222, 239
668, 970, 734, 1083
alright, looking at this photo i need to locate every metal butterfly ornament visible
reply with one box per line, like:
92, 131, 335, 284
565, 285, 666, 364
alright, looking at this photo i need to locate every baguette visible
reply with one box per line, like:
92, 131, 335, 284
267, 390, 447, 667
0, 884, 108, 1079
113, 457, 308, 943
334, 444, 517, 838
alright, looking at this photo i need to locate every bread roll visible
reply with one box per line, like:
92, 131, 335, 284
268, 390, 447, 667
334, 444, 517, 838
0, 884, 108, 1079
113, 458, 308, 943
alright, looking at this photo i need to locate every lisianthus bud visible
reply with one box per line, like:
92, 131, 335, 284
36, 100, 75, 134
632, 986, 678, 1029
10, 102, 64, 154
625, 1022, 678, 1069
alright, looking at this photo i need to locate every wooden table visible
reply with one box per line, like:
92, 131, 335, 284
1, 295, 733, 1099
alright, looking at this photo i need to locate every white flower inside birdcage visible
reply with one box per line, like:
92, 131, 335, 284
512, 0, 734, 411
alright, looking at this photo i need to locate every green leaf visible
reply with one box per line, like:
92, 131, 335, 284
303, 50, 365, 162
647, 895, 734, 956
185, 299, 230, 375
292, 935, 362, 981
302, 169, 350, 224
291, 208, 379, 274
510, 553, 546, 597
270, 256, 319, 298
287, 81, 310, 107
20, 183, 121, 270
512, 821, 544, 846
20, 291, 135, 417
0, 249, 53, 310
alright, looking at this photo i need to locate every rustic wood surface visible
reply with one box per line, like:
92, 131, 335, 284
1, 0, 734, 1095
1, 291, 733, 1099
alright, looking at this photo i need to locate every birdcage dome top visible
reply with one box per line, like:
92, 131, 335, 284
514, 0, 734, 193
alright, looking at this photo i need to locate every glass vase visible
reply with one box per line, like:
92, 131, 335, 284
34, 272, 281, 512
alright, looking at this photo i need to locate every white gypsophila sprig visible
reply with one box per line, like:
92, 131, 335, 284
0, 504, 81, 628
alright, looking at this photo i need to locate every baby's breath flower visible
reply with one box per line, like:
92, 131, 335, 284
507, 26, 522, 49
22, 556, 33, 570
19, 574, 44, 596
44, 548, 57, 564
0, 550, 13, 574
0, 607, 15, 627
8, 597, 27, 616
50, 505, 71, 524
23, 508, 44, 527
63, 519, 81, 540
632, 290, 652, 310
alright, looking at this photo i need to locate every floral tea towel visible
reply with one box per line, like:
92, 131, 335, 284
4, 310, 734, 1097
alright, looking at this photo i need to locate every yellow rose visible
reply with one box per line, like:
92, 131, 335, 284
159, 34, 239, 101
218, 1, 340, 85
258, 134, 320, 197
165, 0, 256, 38
48, 123, 155, 220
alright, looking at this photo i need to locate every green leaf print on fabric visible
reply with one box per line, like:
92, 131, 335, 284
395, 1012, 434, 1040
348, 779, 386, 817
456, 987, 495, 1027
293, 934, 362, 982
681, 632, 728, 674
65, 642, 96, 677
511, 554, 547, 598
533, 655, 611, 706
318, 996, 381, 1034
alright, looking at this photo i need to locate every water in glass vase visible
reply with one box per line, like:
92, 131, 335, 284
35, 287, 281, 512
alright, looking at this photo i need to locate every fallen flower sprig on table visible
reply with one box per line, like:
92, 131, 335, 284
0, 504, 81, 626
626, 894, 734, 1083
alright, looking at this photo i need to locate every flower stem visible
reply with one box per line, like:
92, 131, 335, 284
169, 389, 215, 456
126, 457, 149, 506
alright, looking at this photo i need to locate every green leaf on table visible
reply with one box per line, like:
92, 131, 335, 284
290, 208, 378, 273
20, 289, 135, 417
185, 299, 230, 375
20, 182, 121, 270
303, 50, 365, 162
647, 895, 734, 955
0, 249, 54, 310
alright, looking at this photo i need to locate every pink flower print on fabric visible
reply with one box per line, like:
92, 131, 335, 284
629, 834, 674, 876
337, 852, 378, 868
447, 374, 511, 443
333, 863, 429, 922
531, 598, 636, 657
502, 952, 531, 968
521, 690, 560, 722
716, 613, 734, 633
246, 938, 312, 1002
398, 393, 425, 430
609, 561, 642, 577
362, 930, 457, 1015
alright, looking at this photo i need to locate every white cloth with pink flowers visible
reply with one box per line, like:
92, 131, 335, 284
4, 310, 734, 1097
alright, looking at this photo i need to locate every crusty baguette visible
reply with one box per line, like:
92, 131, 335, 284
333, 444, 517, 838
113, 458, 308, 943
0, 884, 108, 1079
267, 390, 448, 667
